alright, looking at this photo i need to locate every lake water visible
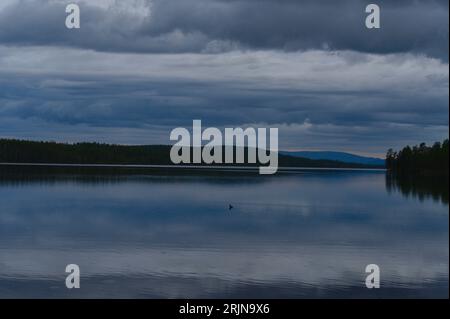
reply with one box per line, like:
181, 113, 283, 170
0, 166, 448, 298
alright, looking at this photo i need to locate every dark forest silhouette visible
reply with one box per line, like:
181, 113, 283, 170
385, 139, 449, 204
0, 139, 383, 168
386, 139, 449, 175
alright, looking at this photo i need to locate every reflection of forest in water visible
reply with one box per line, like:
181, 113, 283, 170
386, 173, 449, 205
0, 165, 273, 187
1, 165, 449, 205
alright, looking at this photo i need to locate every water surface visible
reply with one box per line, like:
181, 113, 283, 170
0, 166, 448, 298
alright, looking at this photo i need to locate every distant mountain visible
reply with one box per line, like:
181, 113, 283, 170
281, 151, 385, 167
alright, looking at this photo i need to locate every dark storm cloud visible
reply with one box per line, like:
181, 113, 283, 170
0, 0, 448, 60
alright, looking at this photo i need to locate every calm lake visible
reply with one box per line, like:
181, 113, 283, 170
0, 166, 448, 298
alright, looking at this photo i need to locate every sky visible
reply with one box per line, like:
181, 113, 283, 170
0, 0, 448, 157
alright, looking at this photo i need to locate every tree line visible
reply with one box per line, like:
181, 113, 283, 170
0, 139, 172, 165
386, 139, 449, 175
0, 139, 383, 168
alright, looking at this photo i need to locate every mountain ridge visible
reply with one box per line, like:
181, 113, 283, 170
280, 151, 385, 166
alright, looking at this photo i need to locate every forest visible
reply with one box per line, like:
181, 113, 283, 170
386, 139, 449, 175
0, 139, 382, 169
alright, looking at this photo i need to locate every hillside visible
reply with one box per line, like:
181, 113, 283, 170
281, 151, 385, 166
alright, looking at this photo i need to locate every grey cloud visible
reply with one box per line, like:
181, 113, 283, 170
0, 0, 448, 60
0, 47, 448, 155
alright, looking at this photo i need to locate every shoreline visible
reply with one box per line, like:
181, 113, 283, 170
0, 162, 386, 172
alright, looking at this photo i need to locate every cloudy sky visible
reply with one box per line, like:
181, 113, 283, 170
0, 0, 448, 157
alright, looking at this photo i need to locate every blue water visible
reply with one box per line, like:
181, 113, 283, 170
0, 168, 448, 298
